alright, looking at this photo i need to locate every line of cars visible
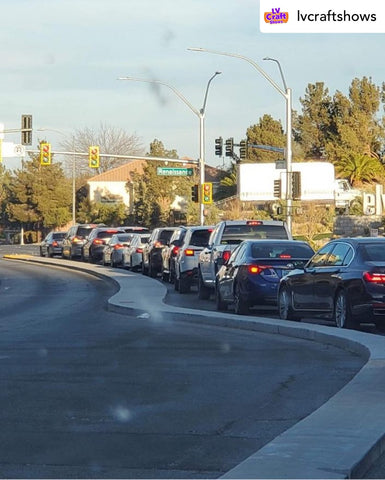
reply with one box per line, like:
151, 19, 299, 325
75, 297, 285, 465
40, 220, 385, 330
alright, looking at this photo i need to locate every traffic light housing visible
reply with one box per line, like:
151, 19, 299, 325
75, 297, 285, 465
291, 171, 301, 200
89, 146, 100, 168
202, 182, 213, 204
273, 179, 282, 198
21, 114, 32, 145
225, 137, 234, 157
239, 139, 247, 160
40, 142, 51, 165
191, 184, 199, 203
215, 137, 223, 156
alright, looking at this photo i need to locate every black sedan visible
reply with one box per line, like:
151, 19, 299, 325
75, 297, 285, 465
39, 231, 66, 257
215, 240, 314, 315
278, 237, 385, 329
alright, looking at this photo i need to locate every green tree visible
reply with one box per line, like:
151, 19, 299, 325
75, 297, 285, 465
335, 152, 384, 186
246, 114, 286, 163
216, 164, 237, 200
6, 151, 72, 236
76, 198, 127, 225
296, 82, 333, 159
130, 139, 194, 228
326, 77, 385, 169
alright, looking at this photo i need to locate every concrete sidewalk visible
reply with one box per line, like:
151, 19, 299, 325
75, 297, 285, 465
5, 254, 385, 479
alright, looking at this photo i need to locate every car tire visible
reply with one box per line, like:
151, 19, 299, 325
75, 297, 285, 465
197, 270, 211, 300
234, 283, 249, 315
334, 290, 355, 329
179, 276, 190, 294
215, 285, 228, 311
149, 261, 157, 278
174, 276, 180, 291
162, 270, 169, 282
278, 287, 301, 321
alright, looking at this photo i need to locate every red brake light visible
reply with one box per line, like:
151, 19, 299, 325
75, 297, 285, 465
154, 241, 163, 248
279, 254, 292, 259
184, 248, 195, 256
364, 272, 385, 284
172, 246, 180, 255
222, 250, 231, 263
52, 241, 58, 247
246, 220, 262, 226
114, 244, 123, 250
248, 265, 270, 275
136, 247, 143, 254
93, 238, 104, 245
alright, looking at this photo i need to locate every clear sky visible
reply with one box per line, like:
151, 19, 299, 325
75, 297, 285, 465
0, 0, 384, 170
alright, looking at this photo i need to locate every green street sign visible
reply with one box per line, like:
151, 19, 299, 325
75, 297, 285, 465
156, 167, 194, 176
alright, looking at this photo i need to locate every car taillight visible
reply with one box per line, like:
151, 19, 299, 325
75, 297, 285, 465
136, 248, 143, 253
154, 241, 163, 248
222, 250, 231, 263
114, 244, 123, 250
172, 246, 180, 255
247, 220, 262, 226
52, 241, 58, 247
363, 272, 385, 284
73, 236, 82, 243
184, 249, 195, 256
93, 238, 104, 245
248, 265, 270, 275
279, 254, 291, 259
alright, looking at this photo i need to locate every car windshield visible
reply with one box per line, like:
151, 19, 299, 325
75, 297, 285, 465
221, 224, 288, 243
116, 234, 133, 242
251, 242, 314, 259
359, 243, 385, 261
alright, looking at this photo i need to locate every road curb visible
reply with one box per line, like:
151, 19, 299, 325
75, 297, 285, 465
4, 254, 385, 479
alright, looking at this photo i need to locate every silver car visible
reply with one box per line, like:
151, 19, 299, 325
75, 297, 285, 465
102, 233, 134, 267
174, 225, 214, 293
122, 233, 150, 270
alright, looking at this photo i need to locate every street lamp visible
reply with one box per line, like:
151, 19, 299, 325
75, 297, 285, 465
117, 72, 221, 225
188, 47, 293, 234
37, 128, 76, 225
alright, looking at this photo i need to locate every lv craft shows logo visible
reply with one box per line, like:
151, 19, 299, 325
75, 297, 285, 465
264, 7, 289, 24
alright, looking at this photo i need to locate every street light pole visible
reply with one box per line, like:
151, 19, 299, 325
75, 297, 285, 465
118, 72, 221, 225
188, 47, 293, 234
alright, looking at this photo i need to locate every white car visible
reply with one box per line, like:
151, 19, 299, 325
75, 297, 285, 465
102, 233, 134, 267
174, 225, 214, 293
122, 233, 150, 270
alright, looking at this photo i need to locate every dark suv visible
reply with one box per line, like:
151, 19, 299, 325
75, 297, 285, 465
81, 227, 125, 263
62, 224, 102, 260
142, 227, 177, 278
161, 226, 187, 283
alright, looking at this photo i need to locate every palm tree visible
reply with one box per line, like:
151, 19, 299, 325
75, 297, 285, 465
335, 152, 384, 186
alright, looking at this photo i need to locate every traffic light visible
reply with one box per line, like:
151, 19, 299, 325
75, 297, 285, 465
215, 137, 223, 156
21, 114, 32, 145
202, 182, 213, 204
225, 137, 234, 157
239, 139, 247, 160
191, 184, 199, 203
40, 142, 51, 165
89, 146, 100, 168
273, 179, 282, 198
291, 171, 301, 199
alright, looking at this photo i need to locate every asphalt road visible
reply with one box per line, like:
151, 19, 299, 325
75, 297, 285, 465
0, 250, 367, 478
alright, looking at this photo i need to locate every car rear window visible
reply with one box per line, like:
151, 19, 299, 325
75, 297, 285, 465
360, 243, 385, 262
53, 233, 66, 239
251, 243, 314, 259
97, 230, 121, 239
159, 230, 174, 243
221, 224, 289, 244
77, 227, 94, 238
190, 230, 212, 247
